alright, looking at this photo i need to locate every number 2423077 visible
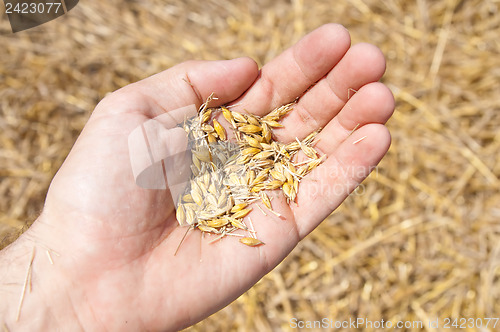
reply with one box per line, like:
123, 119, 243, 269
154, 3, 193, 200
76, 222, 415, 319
5, 2, 62, 14
443, 317, 498, 328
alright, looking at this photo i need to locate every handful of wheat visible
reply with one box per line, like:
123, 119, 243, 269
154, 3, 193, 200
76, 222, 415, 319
175, 95, 325, 246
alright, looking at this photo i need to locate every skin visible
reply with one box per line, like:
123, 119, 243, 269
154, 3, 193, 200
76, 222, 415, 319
0, 24, 394, 331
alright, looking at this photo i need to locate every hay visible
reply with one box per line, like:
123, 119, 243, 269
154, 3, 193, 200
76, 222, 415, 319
1, 0, 499, 330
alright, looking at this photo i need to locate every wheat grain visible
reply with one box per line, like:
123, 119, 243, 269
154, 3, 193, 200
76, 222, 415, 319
213, 119, 226, 140
174, 96, 326, 250
229, 217, 248, 230
239, 124, 262, 134
231, 203, 248, 213
231, 111, 247, 123
244, 135, 262, 148
232, 208, 252, 219
260, 192, 272, 210
239, 237, 264, 247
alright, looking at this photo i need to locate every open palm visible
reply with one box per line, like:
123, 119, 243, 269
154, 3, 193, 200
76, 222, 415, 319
34, 24, 394, 331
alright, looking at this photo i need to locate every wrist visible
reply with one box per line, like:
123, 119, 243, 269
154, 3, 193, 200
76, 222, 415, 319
0, 217, 95, 331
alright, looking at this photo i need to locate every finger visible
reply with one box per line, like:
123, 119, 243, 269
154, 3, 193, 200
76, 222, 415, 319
311, 82, 395, 155
291, 124, 391, 239
98, 57, 259, 117
274, 43, 387, 142
231, 24, 351, 115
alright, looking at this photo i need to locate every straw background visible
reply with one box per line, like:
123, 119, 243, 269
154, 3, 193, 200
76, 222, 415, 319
1, 0, 499, 331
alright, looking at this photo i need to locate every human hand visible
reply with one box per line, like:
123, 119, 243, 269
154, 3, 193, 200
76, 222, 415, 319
0, 24, 394, 331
